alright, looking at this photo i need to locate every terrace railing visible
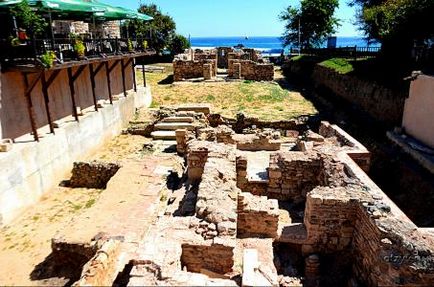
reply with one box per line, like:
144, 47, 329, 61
0, 36, 155, 67
290, 46, 381, 60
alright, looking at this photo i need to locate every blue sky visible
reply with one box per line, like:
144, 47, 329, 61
104, 0, 362, 37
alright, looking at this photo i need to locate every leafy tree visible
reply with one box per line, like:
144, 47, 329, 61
11, 0, 47, 37
168, 34, 190, 55
280, 0, 340, 48
127, 3, 176, 54
350, 0, 434, 70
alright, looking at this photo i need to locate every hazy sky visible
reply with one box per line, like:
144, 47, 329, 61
104, 0, 362, 37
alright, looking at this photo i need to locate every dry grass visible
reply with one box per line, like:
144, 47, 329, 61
137, 63, 317, 121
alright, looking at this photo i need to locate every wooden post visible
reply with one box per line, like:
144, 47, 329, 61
67, 67, 79, 121
89, 63, 98, 111
22, 73, 39, 141
142, 64, 146, 87
105, 61, 113, 104
132, 58, 137, 92
120, 59, 127, 97
40, 71, 55, 133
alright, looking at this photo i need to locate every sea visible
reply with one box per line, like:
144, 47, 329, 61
190, 36, 380, 55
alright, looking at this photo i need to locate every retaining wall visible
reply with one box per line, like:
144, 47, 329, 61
0, 86, 150, 226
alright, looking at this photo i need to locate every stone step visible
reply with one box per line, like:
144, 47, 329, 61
176, 105, 210, 115
154, 122, 195, 131
151, 130, 176, 140
162, 116, 194, 123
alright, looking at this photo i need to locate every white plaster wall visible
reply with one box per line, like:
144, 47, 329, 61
402, 74, 434, 148
0, 88, 150, 226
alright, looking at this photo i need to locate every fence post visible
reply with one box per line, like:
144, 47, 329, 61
354, 46, 357, 61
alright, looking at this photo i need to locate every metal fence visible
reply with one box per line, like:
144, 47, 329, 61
290, 46, 381, 60
0, 36, 153, 65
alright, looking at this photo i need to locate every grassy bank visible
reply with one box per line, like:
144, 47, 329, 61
137, 63, 317, 121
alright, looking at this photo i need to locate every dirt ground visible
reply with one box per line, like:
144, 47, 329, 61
139, 63, 317, 121
0, 123, 169, 285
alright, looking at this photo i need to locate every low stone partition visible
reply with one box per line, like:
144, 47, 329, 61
233, 133, 281, 151
188, 141, 238, 238
237, 192, 279, 238
69, 161, 121, 189
181, 238, 236, 275
319, 121, 371, 172
228, 59, 274, 81
267, 152, 321, 202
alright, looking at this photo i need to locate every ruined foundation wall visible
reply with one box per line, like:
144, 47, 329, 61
267, 152, 322, 202
173, 59, 217, 81
69, 161, 121, 189
181, 240, 235, 274
237, 192, 279, 238
228, 59, 274, 81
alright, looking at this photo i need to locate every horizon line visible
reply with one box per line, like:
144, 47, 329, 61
188, 35, 365, 38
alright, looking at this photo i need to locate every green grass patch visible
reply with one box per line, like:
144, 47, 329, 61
149, 99, 160, 108
319, 58, 354, 74
206, 94, 216, 102
84, 198, 96, 209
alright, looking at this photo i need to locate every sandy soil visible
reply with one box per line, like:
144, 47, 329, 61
0, 115, 166, 285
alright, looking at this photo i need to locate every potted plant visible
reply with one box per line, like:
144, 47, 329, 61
73, 39, 86, 59
127, 39, 134, 52
40, 50, 56, 68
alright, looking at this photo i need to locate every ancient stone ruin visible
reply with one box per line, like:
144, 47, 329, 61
34, 105, 434, 287
173, 48, 274, 82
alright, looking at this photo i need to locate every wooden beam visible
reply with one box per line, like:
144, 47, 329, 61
72, 64, 87, 82
132, 59, 137, 92
24, 71, 42, 100
108, 60, 120, 73
142, 64, 146, 87
120, 59, 127, 97
67, 67, 79, 121
93, 62, 105, 76
105, 61, 113, 104
45, 69, 61, 88
89, 64, 98, 112
22, 73, 39, 142
40, 71, 55, 134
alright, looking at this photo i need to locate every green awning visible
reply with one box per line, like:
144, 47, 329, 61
92, 1, 152, 21
0, 0, 153, 21
29, 0, 106, 13
0, 0, 24, 8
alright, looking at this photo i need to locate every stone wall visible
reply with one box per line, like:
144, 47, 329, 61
228, 59, 274, 81
69, 161, 121, 189
237, 192, 279, 238
312, 64, 406, 126
267, 152, 322, 202
173, 59, 217, 81
181, 239, 235, 274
